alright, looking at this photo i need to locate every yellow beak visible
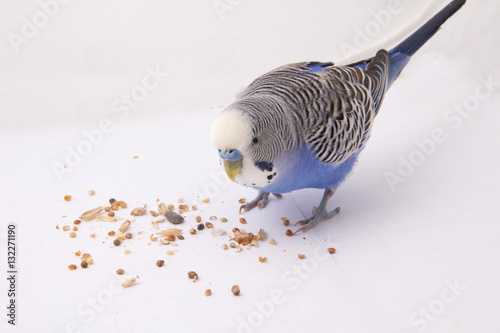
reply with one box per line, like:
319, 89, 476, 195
223, 158, 242, 182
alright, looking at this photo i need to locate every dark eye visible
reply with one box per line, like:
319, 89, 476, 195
229, 149, 234, 154
252, 137, 259, 144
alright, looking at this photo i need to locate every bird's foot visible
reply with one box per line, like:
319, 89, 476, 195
292, 188, 340, 234
239, 191, 282, 214
293, 207, 341, 234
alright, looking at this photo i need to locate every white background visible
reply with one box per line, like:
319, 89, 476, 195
1, 0, 499, 332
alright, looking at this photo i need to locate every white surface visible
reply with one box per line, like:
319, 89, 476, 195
1, 0, 500, 332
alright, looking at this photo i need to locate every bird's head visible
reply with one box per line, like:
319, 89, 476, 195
211, 98, 299, 187
210, 108, 252, 182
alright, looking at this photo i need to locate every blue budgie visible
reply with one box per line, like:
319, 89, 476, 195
211, 0, 466, 234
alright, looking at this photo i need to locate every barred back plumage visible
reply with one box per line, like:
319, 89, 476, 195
235, 49, 390, 165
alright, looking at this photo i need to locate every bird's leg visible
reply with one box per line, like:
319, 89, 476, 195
240, 191, 282, 213
294, 189, 341, 234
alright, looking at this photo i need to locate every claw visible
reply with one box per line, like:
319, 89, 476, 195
239, 190, 272, 214
272, 193, 283, 199
290, 189, 340, 235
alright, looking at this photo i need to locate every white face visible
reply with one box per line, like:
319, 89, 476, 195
211, 110, 278, 188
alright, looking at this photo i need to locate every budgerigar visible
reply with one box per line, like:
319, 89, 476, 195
211, 0, 466, 234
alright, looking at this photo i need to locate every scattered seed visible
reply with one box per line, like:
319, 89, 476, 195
156, 260, 165, 267
81, 261, 88, 269
120, 203, 127, 209
72, 226, 78, 231
167, 250, 175, 255
87, 258, 94, 265
231, 285, 240, 296
167, 204, 175, 210
56, 225, 60, 229
229, 242, 236, 248
62, 225, 70, 231
197, 223, 205, 231
285, 229, 293, 237
327, 247, 336, 254
74, 251, 81, 256
177, 235, 184, 240
191, 205, 197, 211
205, 222, 213, 229
165, 235, 176, 242
73, 220, 81, 225
113, 239, 121, 246
108, 231, 116, 236
87, 190, 95, 196
195, 216, 202, 222
97, 215, 116, 222
268, 238, 276, 245
220, 217, 228, 222
121, 277, 135, 288
68, 264, 77, 270
165, 210, 184, 225
80, 206, 104, 221
116, 269, 125, 275
298, 254, 306, 259
281, 217, 290, 226
209, 216, 217, 220
69, 232, 76, 238
177, 198, 184, 203
108, 212, 115, 217
125, 233, 132, 239
119, 220, 131, 233
187, 271, 198, 282
205, 289, 212, 296
158, 203, 167, 215
156, 228, 182, 236
189, 229, 196, 235
64, 195, 72, 201
239, 218, 247, 224
238, 198, 246, 203
104, 206, 111, 212
90, 233, 96, 238
124, 250, 131, 255
202, 198, 210, 203
259, 257, 268, 263
130, 204, 147, 216
150, 234, 158, 241
178, 204, 189, 211
222, 244, 228, 250
109, 198, 116, 204
82, 253, 91, 259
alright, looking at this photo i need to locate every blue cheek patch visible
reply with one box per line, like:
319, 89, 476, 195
218, 149, 242, 161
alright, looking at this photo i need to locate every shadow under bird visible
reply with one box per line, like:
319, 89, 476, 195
211, 0, 466, 234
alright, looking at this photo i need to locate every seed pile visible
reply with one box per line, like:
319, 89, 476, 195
60, 193, 338, 294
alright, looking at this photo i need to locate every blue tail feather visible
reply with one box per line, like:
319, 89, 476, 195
348, 0, 465, 87
387, 0, 466, 86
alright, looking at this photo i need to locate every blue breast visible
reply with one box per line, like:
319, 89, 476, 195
256, 144, 360, 193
